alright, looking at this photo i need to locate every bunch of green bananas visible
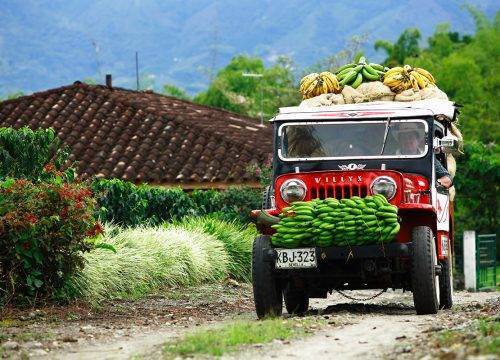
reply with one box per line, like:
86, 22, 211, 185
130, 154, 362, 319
335, 57, 386, 89
299, 71, 342, 99
271, 195, 400, 248
271, 201, 318, 248
383, 65, 436, 93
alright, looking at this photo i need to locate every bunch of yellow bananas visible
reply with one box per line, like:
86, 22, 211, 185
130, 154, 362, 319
383, 65, 436, 93
299, 71, 341, 99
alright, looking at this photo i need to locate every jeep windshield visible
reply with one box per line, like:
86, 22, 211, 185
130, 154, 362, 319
279, 119, 428, 160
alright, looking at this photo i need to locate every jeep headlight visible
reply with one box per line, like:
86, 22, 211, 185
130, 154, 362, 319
280, 179, 307, 203
370, 176, 397, 200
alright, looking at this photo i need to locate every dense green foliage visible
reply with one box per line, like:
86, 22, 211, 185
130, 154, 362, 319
404, 11, 499, 144
92, 179, 196, 226
162, 83, 191, 100
93, 179, 261, 226
193, 55, 300, 119
375, 28, 422, 67
455, 142, 499, 235
0, 179, 98, 305
0, 127, 74, 182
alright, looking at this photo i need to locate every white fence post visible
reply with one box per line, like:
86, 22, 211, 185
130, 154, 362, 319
463, 230, 476, 291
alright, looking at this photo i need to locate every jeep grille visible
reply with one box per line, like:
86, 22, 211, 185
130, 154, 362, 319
309, 183, 369, 200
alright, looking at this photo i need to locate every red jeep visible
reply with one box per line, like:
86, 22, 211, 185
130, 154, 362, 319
251, 100, 461, 318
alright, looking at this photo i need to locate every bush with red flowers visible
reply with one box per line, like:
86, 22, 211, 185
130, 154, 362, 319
0, 178, 98, 305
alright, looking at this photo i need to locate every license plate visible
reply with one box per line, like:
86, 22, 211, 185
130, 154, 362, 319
275, 248, 317, 269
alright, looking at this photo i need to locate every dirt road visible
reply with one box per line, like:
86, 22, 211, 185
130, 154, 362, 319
1, 286, 498, 359
237, 290, 499, 360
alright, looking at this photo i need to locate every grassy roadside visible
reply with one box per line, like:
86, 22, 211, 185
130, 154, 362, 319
63, 218, 257, 305
388, 299, 499, 359
433, 317, 499, 356
163, 317, 326, 358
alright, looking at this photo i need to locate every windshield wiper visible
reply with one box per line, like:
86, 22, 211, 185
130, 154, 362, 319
380, 117, 391, 155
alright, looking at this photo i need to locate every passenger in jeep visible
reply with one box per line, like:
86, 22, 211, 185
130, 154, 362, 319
394, 124, 453, 189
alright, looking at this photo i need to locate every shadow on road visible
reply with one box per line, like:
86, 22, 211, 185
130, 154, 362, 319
306, 302, 416, 316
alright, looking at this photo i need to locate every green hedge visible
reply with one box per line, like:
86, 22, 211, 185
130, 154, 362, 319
92, 179, 261, 226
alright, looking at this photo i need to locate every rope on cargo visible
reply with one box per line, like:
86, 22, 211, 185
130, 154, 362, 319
336, 288, 386, 302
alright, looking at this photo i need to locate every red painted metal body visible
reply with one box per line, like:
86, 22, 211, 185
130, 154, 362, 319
274, 170, 404, 208
253, 169, 442, 251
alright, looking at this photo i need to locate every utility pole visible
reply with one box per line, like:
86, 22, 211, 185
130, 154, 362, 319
208, 7, 219, 84
242, 72, 264, 126
135, 51, 140, 91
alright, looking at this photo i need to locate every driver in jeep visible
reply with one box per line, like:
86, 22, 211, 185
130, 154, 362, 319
394, 123, 453, 189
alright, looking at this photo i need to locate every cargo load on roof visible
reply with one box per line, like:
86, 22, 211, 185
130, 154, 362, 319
298, 57, 450, 107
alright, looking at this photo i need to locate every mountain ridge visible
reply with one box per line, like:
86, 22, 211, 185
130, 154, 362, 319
0, 0, 497, 96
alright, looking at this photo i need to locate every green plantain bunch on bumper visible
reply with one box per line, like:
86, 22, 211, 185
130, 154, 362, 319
271, 195, 400, 248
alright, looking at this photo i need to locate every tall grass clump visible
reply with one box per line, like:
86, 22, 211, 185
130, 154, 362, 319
67, 224, 229, 305
177, 217, 257, 282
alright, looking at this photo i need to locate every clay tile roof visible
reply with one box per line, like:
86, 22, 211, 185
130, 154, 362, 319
0, 83, 272, 188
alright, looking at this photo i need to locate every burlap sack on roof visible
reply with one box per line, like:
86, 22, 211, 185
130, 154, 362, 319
356, 81, 395, 102
299, 93, 345, 107
395, 89, 422, 102
341, 86, 365, 104
320, 93, 346, 106
419, 85, 449, 100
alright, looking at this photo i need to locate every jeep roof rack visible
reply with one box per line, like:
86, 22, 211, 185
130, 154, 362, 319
272, 99, 457, 122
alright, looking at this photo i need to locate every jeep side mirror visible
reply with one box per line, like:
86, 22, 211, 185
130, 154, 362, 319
433, 135, 461, 155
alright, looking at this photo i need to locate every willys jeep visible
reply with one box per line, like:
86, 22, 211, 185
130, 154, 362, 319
250, 99, 461, 318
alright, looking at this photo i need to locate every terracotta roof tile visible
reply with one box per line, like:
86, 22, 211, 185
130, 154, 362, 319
0, 83, 272, 187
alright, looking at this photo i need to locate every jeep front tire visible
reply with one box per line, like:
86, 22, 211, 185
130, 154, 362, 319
252, 235, 283, 319
411, 226, 439, 315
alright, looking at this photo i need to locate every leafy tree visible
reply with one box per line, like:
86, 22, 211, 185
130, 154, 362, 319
405, 10, 499, 143
162, 84, 190, 100
0, 127, 74, 182
194, 55, 300, 119
259, 56, 300, 119
375, 28, 421, 67
454, 141, 499, 235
